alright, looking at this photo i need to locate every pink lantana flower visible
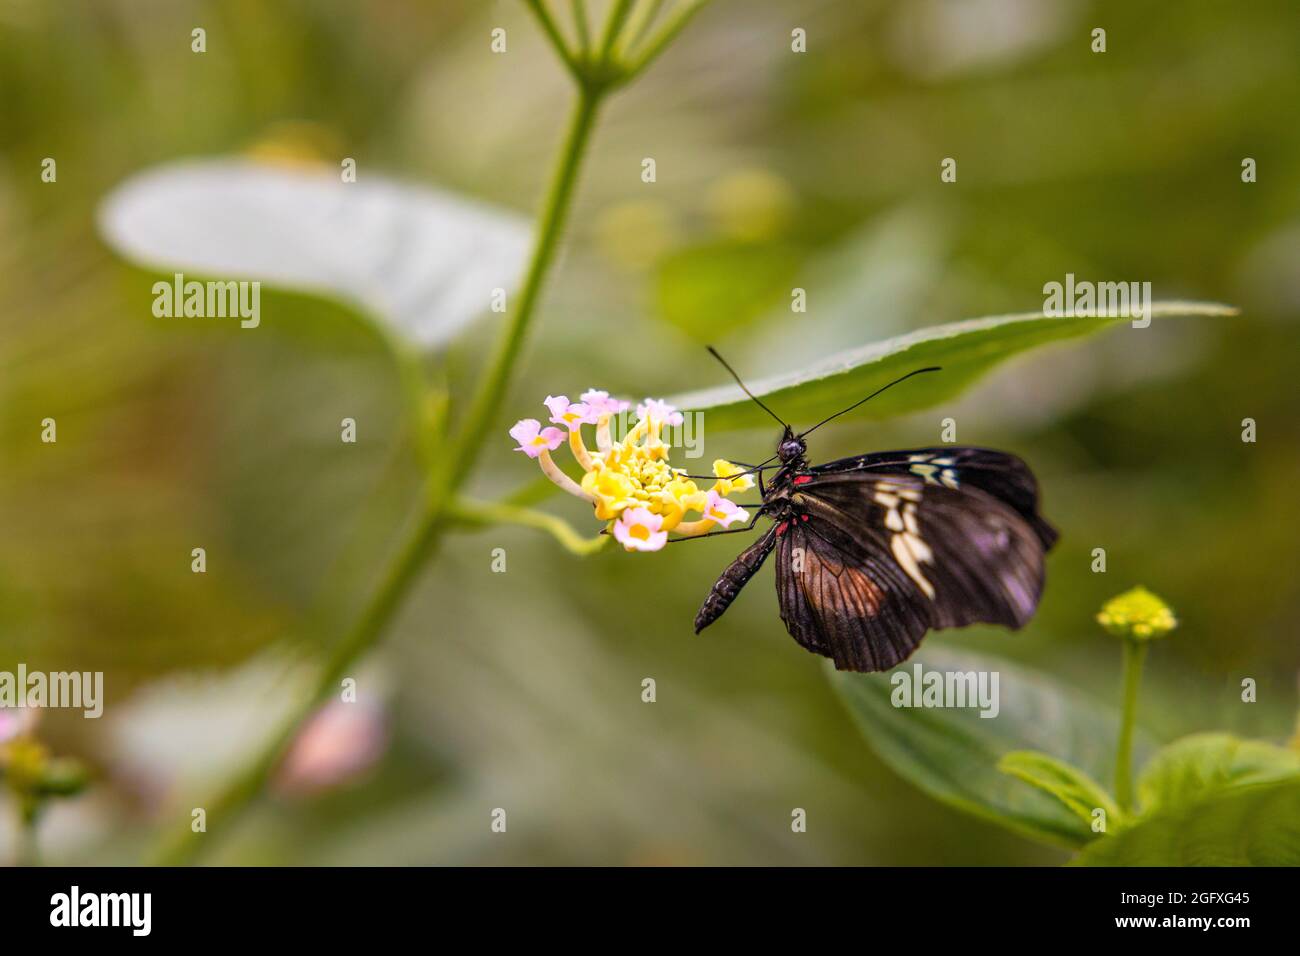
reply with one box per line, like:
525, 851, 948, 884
580, 389, 631, 417
636, 398, 684, 428
612, 507, 668, 552
701, 490, 749, 528
510, 418, 565, 458
544, 395, 598, 431
275, 698, 388, 797
0, 707, 38, 743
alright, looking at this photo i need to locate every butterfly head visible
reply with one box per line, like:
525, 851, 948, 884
777, 426, 806, 463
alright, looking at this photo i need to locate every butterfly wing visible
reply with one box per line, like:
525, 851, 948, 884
776, 514, 933, 670
776, 448, 1056, 672
808, 447, 1057, 549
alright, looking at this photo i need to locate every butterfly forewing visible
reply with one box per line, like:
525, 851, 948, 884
806, 447, 1057, 550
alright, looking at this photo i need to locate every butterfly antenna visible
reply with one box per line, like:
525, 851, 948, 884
799, 366, 942, 438
677, 453, 777, 481
707, 346, 788, 429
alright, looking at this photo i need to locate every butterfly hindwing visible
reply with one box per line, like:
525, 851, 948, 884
776, 513, 933, 671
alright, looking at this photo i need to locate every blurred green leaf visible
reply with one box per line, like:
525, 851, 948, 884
97, 159, 531, 350
998, 750, 1120, 832
1136, 732, 1300, 815
669, 302, 1236, 431
1075, 779, 1300, 866
655, 240, 800, 341
829, 644, 1156, 850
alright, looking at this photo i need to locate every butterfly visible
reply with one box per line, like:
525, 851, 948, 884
689, 350, 1058, 673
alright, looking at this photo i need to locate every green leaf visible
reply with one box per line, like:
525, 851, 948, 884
669, 302, 1236, 431
655, 240, 800, 342
998, 750, 1121, 830
829, 644, 1157, 850
1136, 732, 1300, 815
1075, 779, 1300, 866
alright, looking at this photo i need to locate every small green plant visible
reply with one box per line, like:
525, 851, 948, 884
1094, 585, 1179, 812
832, 587, 1300, 865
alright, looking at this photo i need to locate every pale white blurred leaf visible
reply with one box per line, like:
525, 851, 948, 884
97, 159, 532, 348
105, 651, 312, 801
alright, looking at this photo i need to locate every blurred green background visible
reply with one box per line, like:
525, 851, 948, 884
1, 0, 1298, 864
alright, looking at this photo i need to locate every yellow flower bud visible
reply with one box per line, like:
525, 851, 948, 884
1097, 586, 1178, 641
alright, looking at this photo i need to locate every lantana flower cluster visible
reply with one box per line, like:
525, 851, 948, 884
510, 390, 754, 552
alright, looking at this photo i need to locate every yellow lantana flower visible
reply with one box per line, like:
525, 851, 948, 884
711, 459, 756, 496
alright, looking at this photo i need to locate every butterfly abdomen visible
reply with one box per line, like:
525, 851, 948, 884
694, 526, 777, 634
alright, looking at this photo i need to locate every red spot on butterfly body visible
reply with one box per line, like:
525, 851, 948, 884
776, 521, 790, 535
793, 475, 813, 485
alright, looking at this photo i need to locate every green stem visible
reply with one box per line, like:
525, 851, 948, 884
617, 0, 667, 59
16, 806, 39, 867
450, 496, 608, 556
1114, 638, 1147, 812
523, 0, 581, 81
571, 0, 591, 56
152, 81, 608, 868
597, 0, 636, 66
622, 0, 708, 78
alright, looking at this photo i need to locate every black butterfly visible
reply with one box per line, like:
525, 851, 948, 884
690, 351, 1057, 673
